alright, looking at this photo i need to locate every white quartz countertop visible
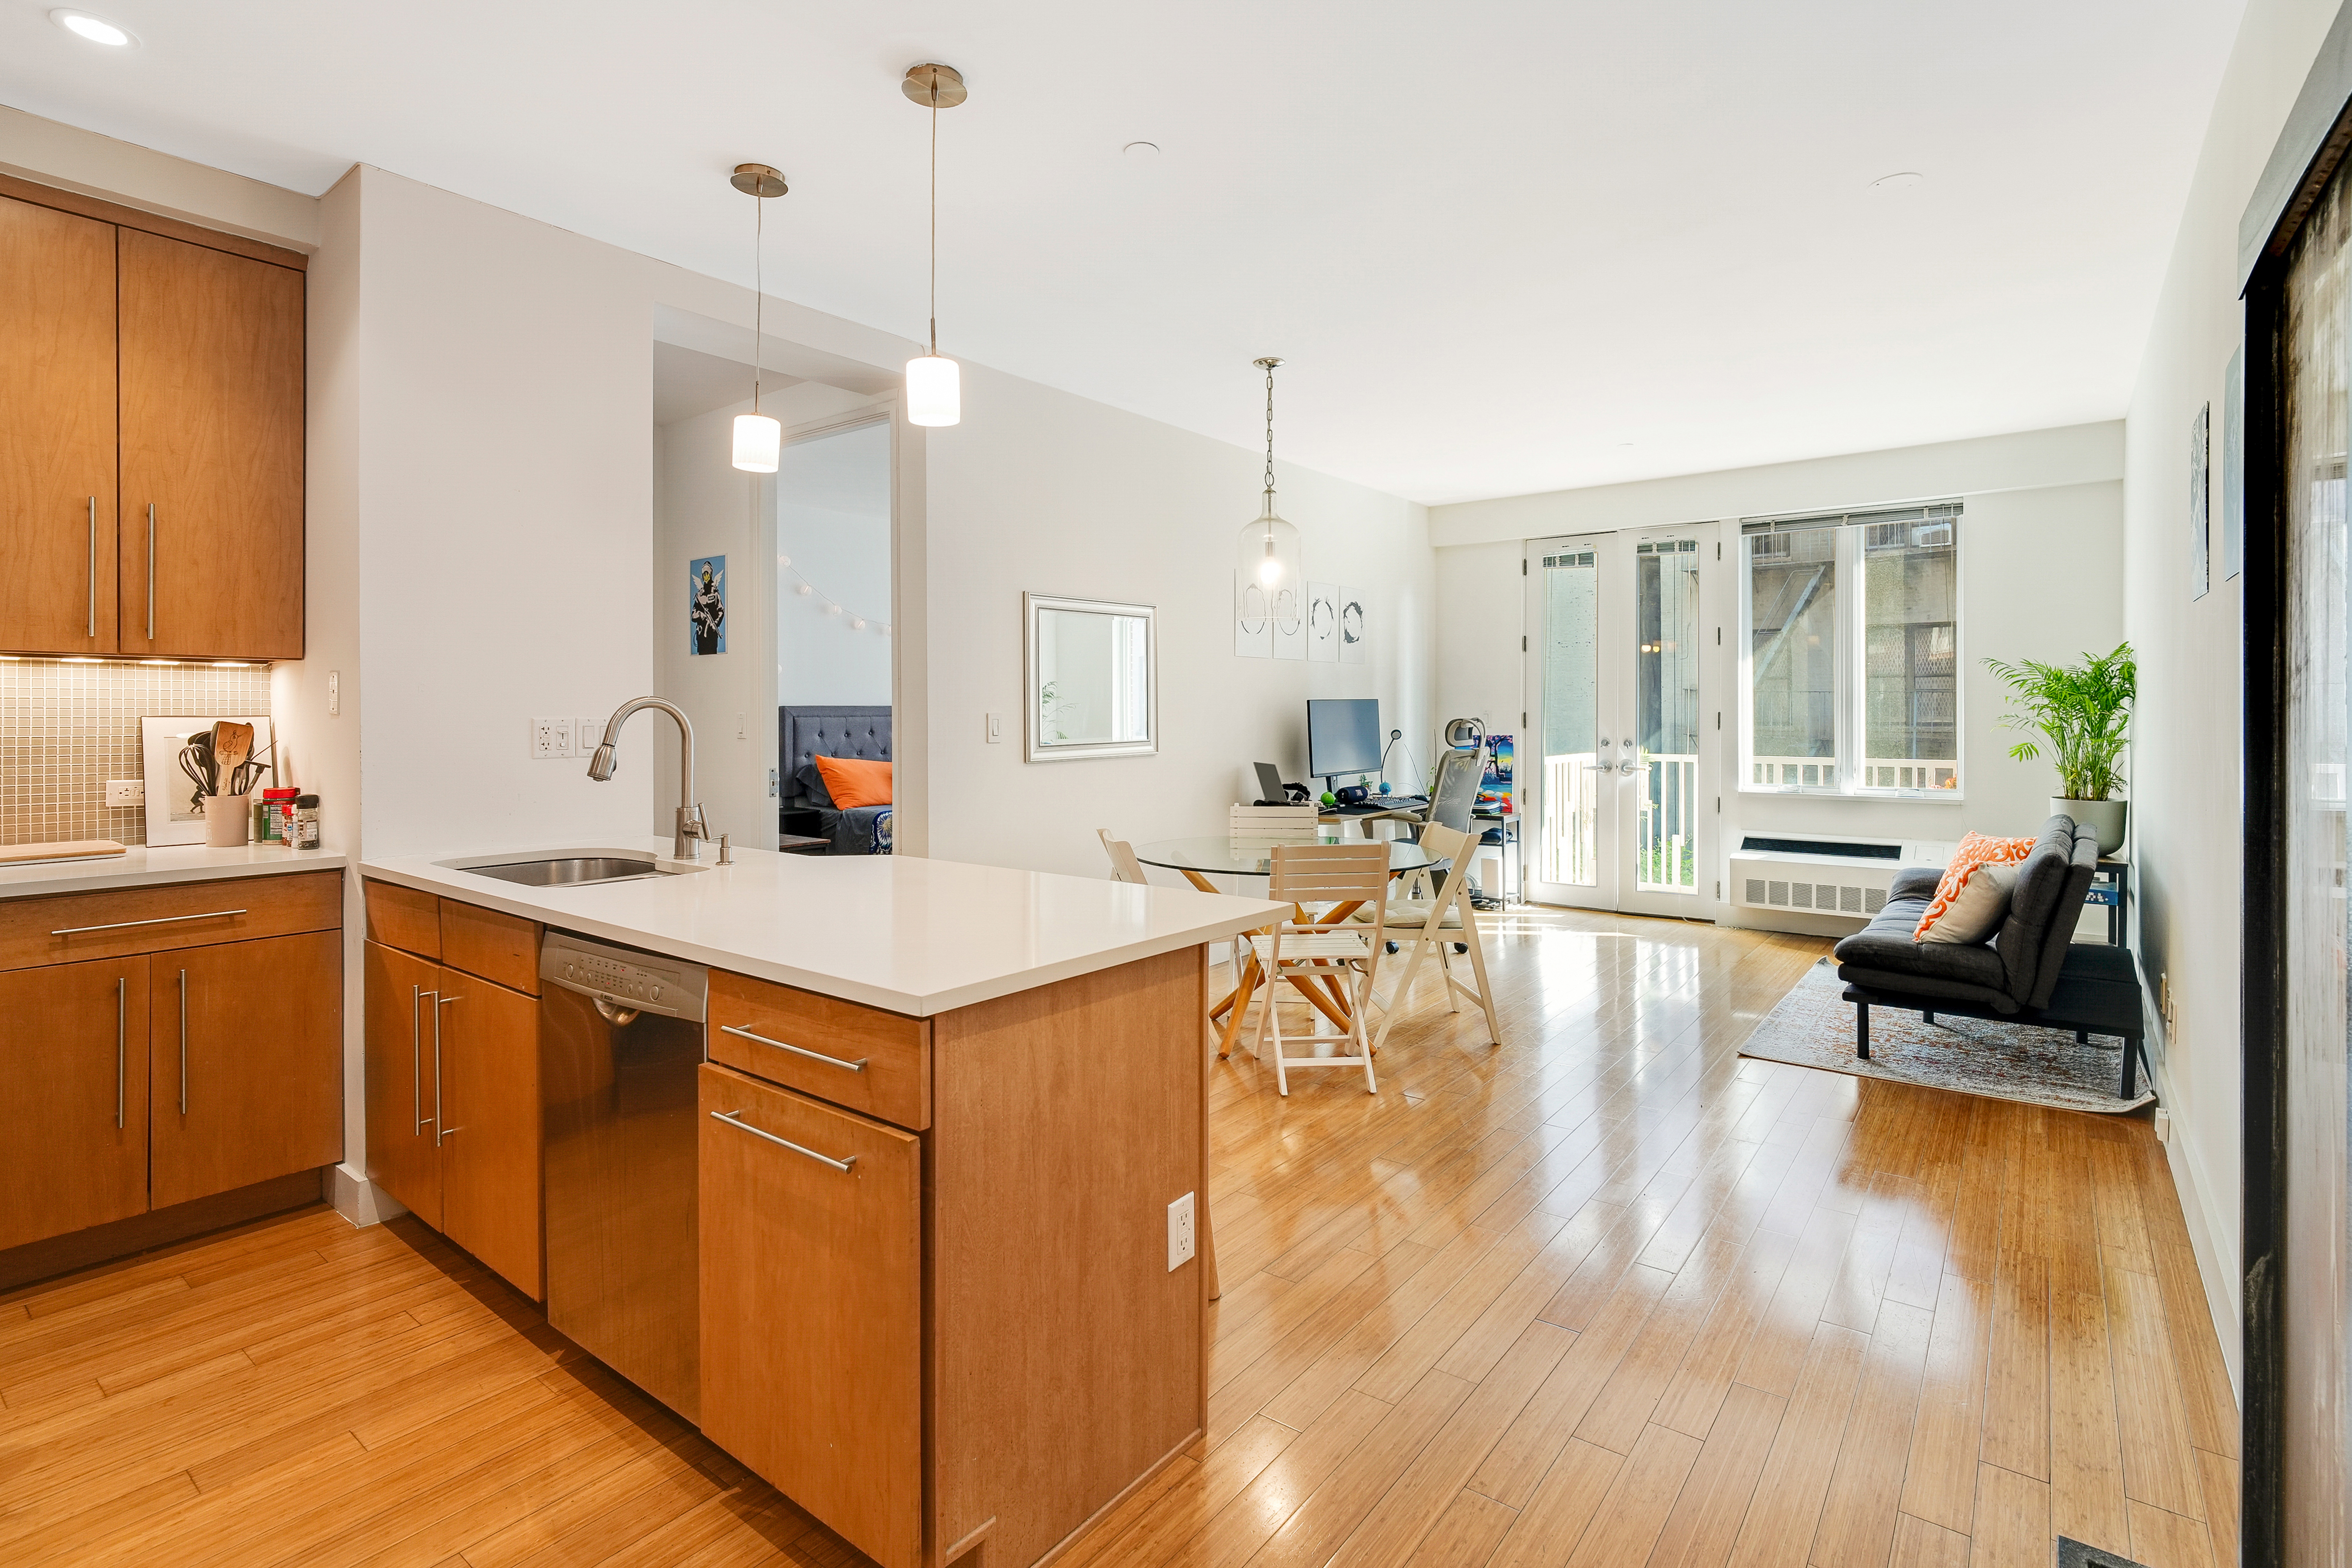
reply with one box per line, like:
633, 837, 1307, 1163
0, 843, 348, 900
361, 838, 1285, 1017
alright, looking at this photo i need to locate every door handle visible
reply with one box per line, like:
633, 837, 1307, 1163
86, 497, 97, 639
710, 1109, 857, 1172
434, 993, 465, 1142
115, 975, 126, 1130
147, 503, 157, 642
178, 967, 188, 1117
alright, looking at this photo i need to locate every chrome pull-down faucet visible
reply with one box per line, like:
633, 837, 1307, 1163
586, 696, 710, 861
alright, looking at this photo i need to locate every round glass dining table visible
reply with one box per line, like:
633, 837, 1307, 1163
1136, 834, 1440, 1056
1133, 834, 1436, 886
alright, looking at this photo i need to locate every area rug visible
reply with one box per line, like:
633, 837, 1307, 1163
1739, 958, 2154, 1114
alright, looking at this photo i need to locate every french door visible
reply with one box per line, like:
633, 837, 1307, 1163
1523, 529, 1715, 916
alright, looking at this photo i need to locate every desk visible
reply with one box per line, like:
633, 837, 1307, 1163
1317, 803, 1429, 838
1136, 835, 1437, 1056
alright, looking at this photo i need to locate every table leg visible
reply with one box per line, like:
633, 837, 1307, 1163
1217, 955, 1260, 1060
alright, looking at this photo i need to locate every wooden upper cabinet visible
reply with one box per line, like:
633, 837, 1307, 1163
0, 956, 150, 1250
0, 194, 118, 657
152, 931, 342, 1210
118, 229, 304, 661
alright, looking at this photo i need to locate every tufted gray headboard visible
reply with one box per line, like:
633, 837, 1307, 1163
780, 705, 892, 807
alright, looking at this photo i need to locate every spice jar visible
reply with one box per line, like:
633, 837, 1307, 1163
291, 794, 322, 850
259, 787, 299, 843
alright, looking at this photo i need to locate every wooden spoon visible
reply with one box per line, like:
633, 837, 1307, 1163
211, 721, 254, 793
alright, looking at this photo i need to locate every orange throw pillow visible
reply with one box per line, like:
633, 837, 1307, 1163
813, 755, 892, 810
1912, 832, 2035, 942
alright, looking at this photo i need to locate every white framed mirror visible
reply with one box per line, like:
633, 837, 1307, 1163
1024, 593, 1157, 762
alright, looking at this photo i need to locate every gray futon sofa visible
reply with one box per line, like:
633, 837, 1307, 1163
1831, 815, 2150, 1098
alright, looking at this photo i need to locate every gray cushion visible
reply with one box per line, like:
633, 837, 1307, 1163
1888, 865, 1944, 902
1834, 897, 2016, 1009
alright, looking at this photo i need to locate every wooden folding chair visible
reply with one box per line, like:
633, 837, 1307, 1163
1248, 843, 1391, 1095
1356, 822, 1501, 1052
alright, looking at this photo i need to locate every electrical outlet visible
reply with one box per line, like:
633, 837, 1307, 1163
530, 716, 563, 759
1166, 1192, 1197, 1272
986, 712, 1003, 744
105, 779, 144, 807
2153, 1108, 2171, 1144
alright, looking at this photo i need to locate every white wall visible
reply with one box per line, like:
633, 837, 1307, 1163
2121, 0, 2345, 1392
1430, 431, 2126, 924
923, 361, 1436, 880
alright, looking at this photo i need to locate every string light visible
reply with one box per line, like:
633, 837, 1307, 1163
778, 554, 890, 634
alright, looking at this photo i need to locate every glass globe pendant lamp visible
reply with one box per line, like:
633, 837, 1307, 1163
1237, 357, 1304, 627
729, 163, 786, 473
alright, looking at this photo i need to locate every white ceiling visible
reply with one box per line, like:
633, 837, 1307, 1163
0, 1, 2244, 505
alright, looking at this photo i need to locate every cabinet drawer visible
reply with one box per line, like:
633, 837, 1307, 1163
699, 1063, 922, 1568
440, 900, 539, 995
363, 879, 440, 960
0, 871, 340, 972
708, 970, 929, 1130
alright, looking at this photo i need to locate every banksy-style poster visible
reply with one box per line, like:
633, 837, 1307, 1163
691, 556, 727, 654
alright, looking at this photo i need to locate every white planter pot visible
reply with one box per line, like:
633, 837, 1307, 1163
2052, 797, 2126, 856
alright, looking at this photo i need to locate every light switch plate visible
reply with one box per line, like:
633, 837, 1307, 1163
986, 712, 1003, 744
1167, 1192, 1196, 1271
578, 716, 604, 754
105, 779, 144, 807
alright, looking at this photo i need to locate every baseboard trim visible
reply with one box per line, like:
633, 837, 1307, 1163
0, 1168, 327, 1294
327, 1162, 408, 1227
2136, 955, 2244, 1402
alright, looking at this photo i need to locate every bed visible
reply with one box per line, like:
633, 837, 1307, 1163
779, 705, 893, 855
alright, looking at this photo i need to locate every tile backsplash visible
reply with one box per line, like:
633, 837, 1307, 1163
0, 658, 275, 847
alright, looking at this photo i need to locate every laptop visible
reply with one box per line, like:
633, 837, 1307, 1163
1254, 762, 1289, 803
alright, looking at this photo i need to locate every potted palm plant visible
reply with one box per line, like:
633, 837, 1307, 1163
1984, 643, 2136, 853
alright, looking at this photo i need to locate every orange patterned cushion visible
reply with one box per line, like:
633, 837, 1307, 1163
1912, 832, 2036, 942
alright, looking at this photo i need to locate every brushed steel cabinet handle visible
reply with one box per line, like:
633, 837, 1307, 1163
718, 1022, 868, 1073
87, 497, 96, 639
435, 994, 463, 1141
177, 967, 188, 1117
50, 908, 246, 936
710, 1109, 856, 1171
412, 986, 431, 1135
147, 503, 156, 642
115, 975, 125, 1130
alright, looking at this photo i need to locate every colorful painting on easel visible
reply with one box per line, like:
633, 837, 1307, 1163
1477, 735, 1514, 812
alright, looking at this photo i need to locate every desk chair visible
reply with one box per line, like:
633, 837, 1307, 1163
1356, 822, 1501, 1051
1249, 843, 1391, 1094
1097, 828, 1148, 884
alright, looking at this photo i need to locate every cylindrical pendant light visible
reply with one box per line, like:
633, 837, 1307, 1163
1238, 356, 1304, 617
903, 63, 967, 427
730, 162, 787, 473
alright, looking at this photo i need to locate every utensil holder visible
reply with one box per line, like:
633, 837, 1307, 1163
205, 791, 253, 848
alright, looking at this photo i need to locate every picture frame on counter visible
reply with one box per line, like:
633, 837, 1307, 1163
140, 715, 275, 845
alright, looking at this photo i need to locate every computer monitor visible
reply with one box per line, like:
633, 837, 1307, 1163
1306, 698, 1383, 786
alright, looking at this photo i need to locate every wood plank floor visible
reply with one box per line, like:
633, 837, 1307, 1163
0, 906, 2238, 1568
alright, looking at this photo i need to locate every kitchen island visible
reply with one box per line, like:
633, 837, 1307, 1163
359, 839, 1282, 1568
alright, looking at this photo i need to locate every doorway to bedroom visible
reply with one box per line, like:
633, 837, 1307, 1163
651, 338, 897, 856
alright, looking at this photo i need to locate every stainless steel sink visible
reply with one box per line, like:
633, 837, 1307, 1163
465, 855, 663, 887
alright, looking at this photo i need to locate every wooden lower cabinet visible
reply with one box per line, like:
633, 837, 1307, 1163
360, 937, 543, 1299
363, 941, 442, 1225
699, 1063, 923, 1568
436, 968, 543, 1299
152, 931, 342, 1210
0, 955, 150, 1250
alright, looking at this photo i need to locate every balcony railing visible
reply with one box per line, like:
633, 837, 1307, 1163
1541, 753, 1598, 888
1540, 751, 1699, 893
1751, 755, 1959, 790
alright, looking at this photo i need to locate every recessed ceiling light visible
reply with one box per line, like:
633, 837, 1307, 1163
1122, 141, 1160, 158
51, 9, 136, 46
1868, 171, 1925, 194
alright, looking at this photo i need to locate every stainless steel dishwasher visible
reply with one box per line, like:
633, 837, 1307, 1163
540, 929, 708, 1421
